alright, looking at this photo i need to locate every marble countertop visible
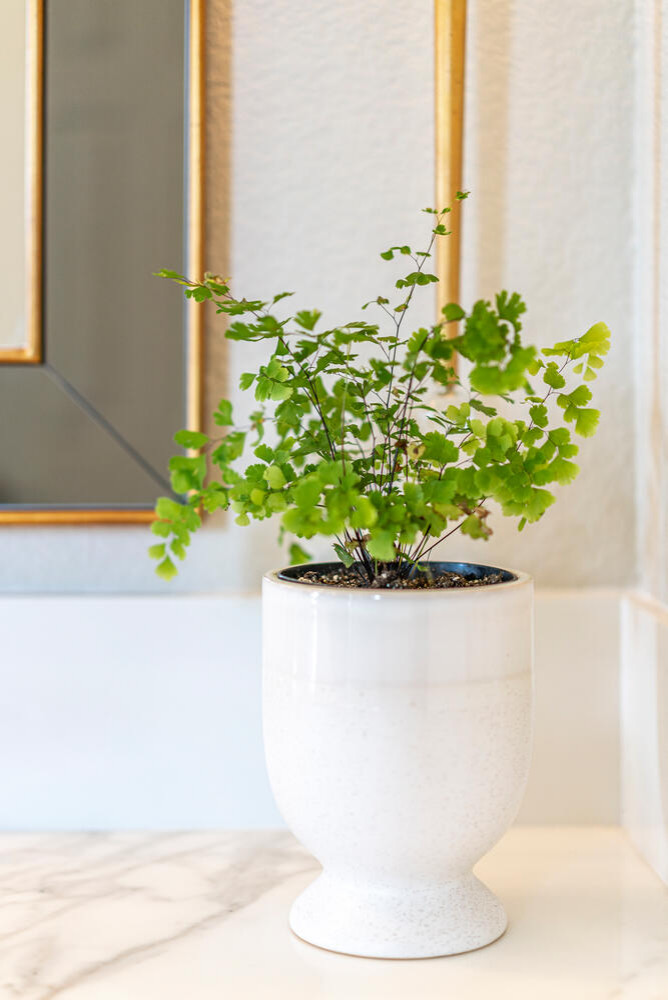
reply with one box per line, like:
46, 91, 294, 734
1, 827, 667, 999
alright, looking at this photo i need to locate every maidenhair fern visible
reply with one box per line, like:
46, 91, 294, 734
150, 195, 610, 584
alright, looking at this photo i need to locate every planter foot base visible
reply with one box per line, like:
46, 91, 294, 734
289, 870, 507, 959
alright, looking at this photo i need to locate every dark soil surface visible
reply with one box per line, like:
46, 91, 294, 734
291, 565, 506, 590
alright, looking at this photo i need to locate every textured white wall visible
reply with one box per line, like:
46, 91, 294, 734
633, 0, 668, 605
0, 0, 638, 592
452, 0, 636, 585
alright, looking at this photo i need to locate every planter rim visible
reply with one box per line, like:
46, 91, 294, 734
264, 560, 532, 596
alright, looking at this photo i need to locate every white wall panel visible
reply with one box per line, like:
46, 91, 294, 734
0, 591, 620, 829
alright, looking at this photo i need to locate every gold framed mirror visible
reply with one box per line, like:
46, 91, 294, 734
0, 0, 205, 524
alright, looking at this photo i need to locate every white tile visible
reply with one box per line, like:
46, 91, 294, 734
0, 590, 621, 830
621, 592, 668, 884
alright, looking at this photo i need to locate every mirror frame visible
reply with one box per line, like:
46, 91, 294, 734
0, 0, 205, 524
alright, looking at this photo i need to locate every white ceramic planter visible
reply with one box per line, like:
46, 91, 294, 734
262, 563, 533, 959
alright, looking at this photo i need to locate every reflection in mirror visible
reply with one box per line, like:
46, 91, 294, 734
0, 2, 35, 356
0, 0, 204, 519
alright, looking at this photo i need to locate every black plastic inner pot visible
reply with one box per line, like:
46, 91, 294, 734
277, 561, 518, 586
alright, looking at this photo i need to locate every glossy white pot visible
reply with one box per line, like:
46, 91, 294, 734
262, 562, 533, 959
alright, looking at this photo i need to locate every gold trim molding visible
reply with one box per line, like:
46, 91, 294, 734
0, 510, 156, 525
434, 0, 467, 318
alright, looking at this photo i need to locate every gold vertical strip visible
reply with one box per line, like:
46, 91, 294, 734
1, 0, 43, 364
434, 0, 467, 320
186, 0, 205, 433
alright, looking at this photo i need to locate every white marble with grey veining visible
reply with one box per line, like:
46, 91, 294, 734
1, 828, 667, 999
